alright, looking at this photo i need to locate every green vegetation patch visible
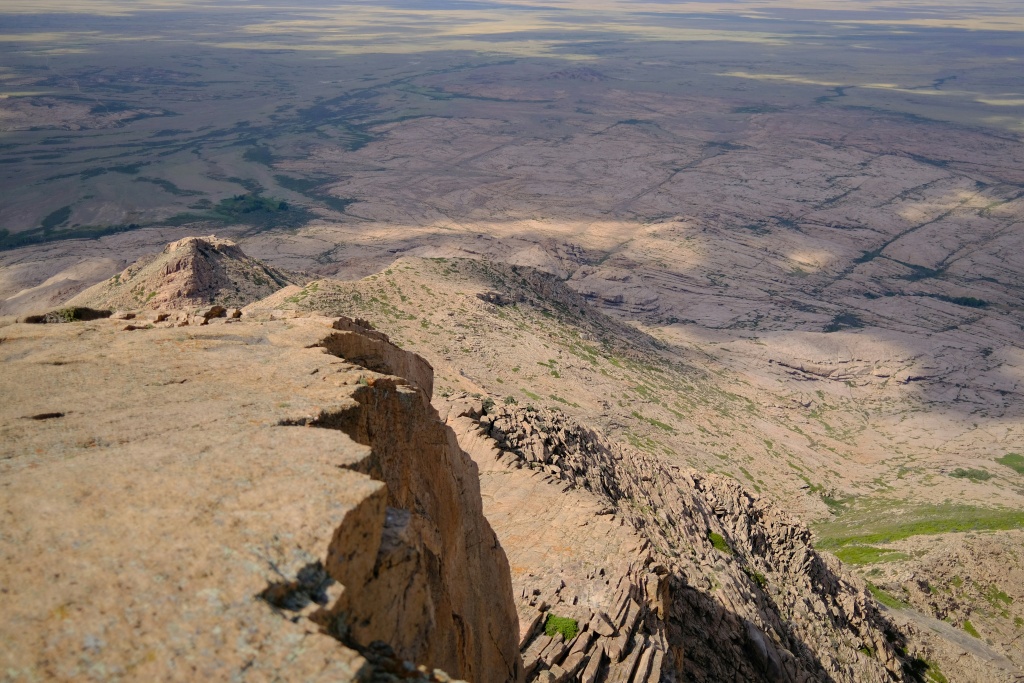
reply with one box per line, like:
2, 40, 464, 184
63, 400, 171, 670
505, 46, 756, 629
996, 452, 1024, 475
834, 545, 908, 565
743, 568, 767, 588
214, 193, 289, 218
815, 502, 1024, 549
866, 582, 908, 610
22, 307, 112, 324
544, 613, 579, 641
949, 468, 991, 482
274, 174, 355, 213
163, 192, 315, 232
708, 531, 732, 554
631, 411, 675, 432
984, 584, 1013, 607
0, 222, 143, 252
962, 620, 981, 638
40, 205, 72, 231
910, 658, 948, 683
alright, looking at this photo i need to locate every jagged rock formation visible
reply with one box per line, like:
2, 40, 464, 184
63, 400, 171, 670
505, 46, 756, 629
446, 399, 918, 683
65, 234, 305, 311
445, 402, 671, 683
0, 313, 520, 682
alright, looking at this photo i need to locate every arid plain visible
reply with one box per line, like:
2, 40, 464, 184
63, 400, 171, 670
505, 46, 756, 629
2, 1, 1024, 680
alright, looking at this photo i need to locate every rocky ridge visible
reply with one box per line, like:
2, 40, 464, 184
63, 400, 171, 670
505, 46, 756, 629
445, 400, 958, 683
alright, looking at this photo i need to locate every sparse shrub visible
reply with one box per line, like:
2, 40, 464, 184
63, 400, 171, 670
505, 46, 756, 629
24, 307, 112, 324
481, 397, 495, 413
744, 568, 767, 588
544, 613, 579, 641
504, 396, 517, 405
934, 294, 987, 308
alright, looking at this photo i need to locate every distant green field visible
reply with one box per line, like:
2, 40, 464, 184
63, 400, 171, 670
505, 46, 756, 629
815, 501, 1024, 551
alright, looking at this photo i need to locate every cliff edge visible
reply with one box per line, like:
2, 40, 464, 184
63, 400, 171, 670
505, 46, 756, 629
0, 313, 521, 682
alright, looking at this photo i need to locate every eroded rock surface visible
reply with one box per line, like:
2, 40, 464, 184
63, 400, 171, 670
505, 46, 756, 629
0, 313, 520, 682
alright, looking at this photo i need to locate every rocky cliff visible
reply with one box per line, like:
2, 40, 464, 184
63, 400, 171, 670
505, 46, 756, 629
0, 312, 520, 682
446, 400, 918, 683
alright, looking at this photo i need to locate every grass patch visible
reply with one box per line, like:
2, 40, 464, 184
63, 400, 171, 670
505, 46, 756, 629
834, 545, 908, 565
708, 531, 732, 554
915, 659, 948, 683
631, 411, 675, 432
544, 613, 579, 641
815, 502, 1024, 549
996, 452, 1024, 475
949, 468, 991, 482
962, 620, 981, 638
984, 584, 1013, 607
866, 582, 908, 610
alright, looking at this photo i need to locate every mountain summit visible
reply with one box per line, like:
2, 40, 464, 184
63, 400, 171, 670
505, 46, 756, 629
65, 235, 303, 311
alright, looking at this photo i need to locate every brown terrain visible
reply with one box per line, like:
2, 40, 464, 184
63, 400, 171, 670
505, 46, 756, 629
2, 237, 1022, 682
0, 307, 518, 682
2, 1, 1024, 679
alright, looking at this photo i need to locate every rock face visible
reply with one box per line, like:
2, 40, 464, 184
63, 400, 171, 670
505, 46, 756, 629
65, 234, 304, 311
446, 400, 918, 683
0, 313, 521, 682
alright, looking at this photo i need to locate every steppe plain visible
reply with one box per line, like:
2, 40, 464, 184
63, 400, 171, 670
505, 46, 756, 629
2, 0, 1024, 677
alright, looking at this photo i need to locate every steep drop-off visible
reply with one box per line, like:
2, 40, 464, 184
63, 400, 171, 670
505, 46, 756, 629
0, 313, 520, 682
447, 400, 920, 683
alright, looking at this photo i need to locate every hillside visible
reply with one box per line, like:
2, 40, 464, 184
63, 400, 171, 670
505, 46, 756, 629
2, 239, 1021, 682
